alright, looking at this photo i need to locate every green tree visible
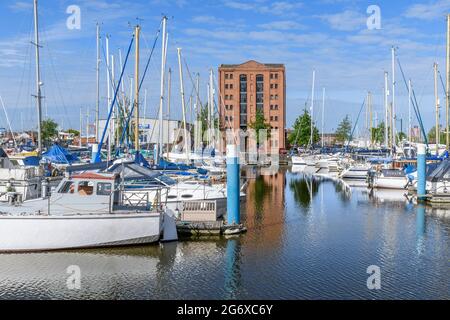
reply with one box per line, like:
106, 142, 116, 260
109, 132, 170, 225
371, 122, 385, 144
427, 126, 446, 144
66, 129, 80, 137
288, 109, 319, 147
248, 109, 271, 146
41, 119, 59, 145
335, 115, 352, 144
397, 131, 407, 142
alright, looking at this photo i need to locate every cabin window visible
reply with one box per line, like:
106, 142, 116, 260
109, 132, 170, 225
78, 181, 94, 196
181, 194, 193, 199
59, 181, 74, 194
97, 182, 112, 196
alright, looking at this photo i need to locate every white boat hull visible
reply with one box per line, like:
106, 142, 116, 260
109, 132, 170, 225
0, 213, 162, 252
374, 177, 408, 189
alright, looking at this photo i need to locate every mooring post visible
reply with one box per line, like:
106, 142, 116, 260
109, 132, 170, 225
227, 144, 240, 225
417, 144, 426, 201
91, 143, 99, 163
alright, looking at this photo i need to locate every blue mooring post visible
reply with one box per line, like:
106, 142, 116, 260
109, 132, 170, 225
417, 144, 426, 201
91, 144, 99, 163
227, 144, 240, 225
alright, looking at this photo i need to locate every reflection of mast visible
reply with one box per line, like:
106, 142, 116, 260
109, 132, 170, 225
434, 62, 440, 155
224, 239, 241, 299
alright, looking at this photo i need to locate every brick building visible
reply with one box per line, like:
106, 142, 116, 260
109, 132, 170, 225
218, 60, 286, 152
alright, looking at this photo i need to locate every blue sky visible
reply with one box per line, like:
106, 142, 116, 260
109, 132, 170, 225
0, 0, 448, 135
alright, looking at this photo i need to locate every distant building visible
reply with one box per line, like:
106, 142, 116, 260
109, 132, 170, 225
218, 60, 286, 153
321, 133, 338, 146
98, 118, 191, 148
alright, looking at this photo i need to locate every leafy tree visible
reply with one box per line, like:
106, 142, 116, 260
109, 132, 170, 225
427, 126, 446, 144
397, 131, 407, 142
371, 122, 385, 144
41, 119, 59, 145
335, 115, 352, 144
288, 109, 319, 147
248, 109, 271, 146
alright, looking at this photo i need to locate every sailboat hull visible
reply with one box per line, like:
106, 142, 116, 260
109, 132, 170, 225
0, 213, 162, 252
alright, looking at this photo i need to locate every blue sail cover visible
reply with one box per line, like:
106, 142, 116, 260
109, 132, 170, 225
42, 144, 79, 164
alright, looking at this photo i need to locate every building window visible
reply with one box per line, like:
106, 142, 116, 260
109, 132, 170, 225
225, 74, 229, 80
225, 84, 229, 89
275, 116, 278, 121
270, 116, 274, 121
275, 73, 278, 79
230, 84, 233, 89
275, 105, 278, 110
230, 94, 233, 100
270, 73, 274, 79
240, 74, 247, 128
256, 74, 264, 113
230, 74, 233, 80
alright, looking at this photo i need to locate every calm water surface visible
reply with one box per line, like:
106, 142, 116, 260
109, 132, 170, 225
0, 168, 449, 299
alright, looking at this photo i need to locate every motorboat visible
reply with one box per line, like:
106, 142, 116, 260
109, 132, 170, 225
340, 164, 371, 180
106, 161, 246, 218
0, 171, 169, 252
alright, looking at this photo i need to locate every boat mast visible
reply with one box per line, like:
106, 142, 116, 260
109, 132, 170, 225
408, 79, 412, 143
95, 23, 100, 143
158, 17, 167, 160
134, 25, 141, 152
434, 62, 440, 155
86, 109, 89, 147
384, 71, 389, 148
79, 107, 82, 148
321, 88, 325, 149
177, 48, 190, 164
209, 69, 215, 150
105, 36, 111, 160
391, 46, 396, 150
33, 0, 43, 155
446, 14, 450, 150
167, 68, 171, 147
310, 70, 315, 149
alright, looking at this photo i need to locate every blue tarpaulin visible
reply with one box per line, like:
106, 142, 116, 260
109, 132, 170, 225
42, 144, 79, 164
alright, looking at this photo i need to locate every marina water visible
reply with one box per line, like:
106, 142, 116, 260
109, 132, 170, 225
0, 167, 448, 299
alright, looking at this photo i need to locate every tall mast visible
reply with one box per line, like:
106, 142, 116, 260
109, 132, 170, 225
446, 14, 450, 150
158, 17, 167, 159
368, 91, 372, 147
310, 70, 315, 148
134, 25, 141, 152
209, 69, 215, 149
111, 54, 116, 151
178, 48, 190, 163
79, 107, 82, 148
167, 68, 172, 147
408, 79, 412, 143
384, 71, 389, 148
105, 36, 111, 160
194, 73, 200, 151
95, 23, 100, 143
321, 88, 325, 149
434, 62, 440, 155
391, 46, 396, 149
86, 109, 89, 147
33, 0, 43, 155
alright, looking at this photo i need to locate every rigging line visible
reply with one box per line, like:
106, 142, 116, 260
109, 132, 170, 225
438, 71, 447, 95
96, 34, 135, 162
0, 95, 17, 147
396, 57, 429, 146
14, 18, 34, 121
347, 98, 366, 150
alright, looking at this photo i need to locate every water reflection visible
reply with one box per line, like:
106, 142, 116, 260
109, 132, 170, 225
224, 238, 242, 300
0, 168, 449, 300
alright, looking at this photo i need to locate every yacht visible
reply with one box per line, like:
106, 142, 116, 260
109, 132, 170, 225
0, 171, 168, 252
340, 164, 371, 180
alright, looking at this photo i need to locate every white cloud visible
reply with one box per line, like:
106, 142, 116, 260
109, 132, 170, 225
223, 0, 303, 16
8, 1, 33, 12
319, 10, 366, 31
404, 0, 450, 20
258, 20, 306, 30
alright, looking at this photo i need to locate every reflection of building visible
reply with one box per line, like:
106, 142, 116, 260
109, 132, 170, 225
98, 118, 191, 147
244, 169, 286, 246
219, 61, 286, 153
